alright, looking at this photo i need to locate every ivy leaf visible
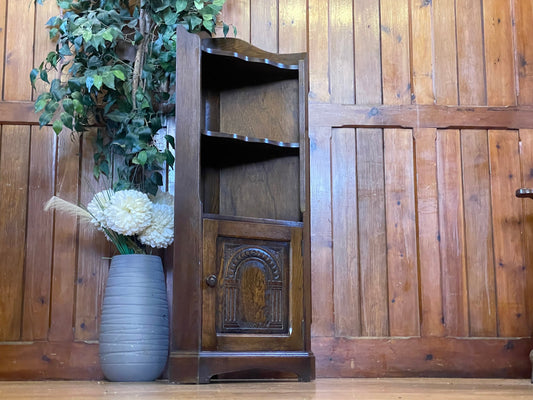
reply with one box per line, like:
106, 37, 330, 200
40, 69, 49, 84
102, 29, 113, 41
134, 150, 148, 166
73, 99, 84, 114
176, 0, 188, 13
223, 23, 229, 37
202, 19, 214, 32
85, 76, 94, 91
39, 112, 53, 128
165, 134, 175, 149
62, 98, 74, 115
102, 71, 115, 90
112, 69, 126, 81
34, 93, 51, 112
194, 0, 204, 10
30, 69, 39, 88
60, 112, 73, 130
52, 119, 63, 134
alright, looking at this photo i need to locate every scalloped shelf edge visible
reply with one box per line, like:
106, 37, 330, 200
202, 130, 300, 148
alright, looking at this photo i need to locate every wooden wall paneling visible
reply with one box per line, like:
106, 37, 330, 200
514, 0, 533, 105
331, 130, 360, 337
329, 0, 359, 338
409, 0, 434, 105
384, 129, 419, 336
22, 127, 56, 341
488, 129, 529, 337
456, 0, 486, 106
278, 0, 306, 53
436, 129, 468, 337
432, 0, 458, 105
380, 0, 411, 105
75, 131, 110, 341
519, 129, 533, 333
48, 133, 80, 342
0, 126, 30, 340
307, 0, 330, 103
414, 128, 444, 337
353, 0, 388, 337
309, 126, 334, 337
3, 0, 35, 101
461, 130, 497, 337
250, 0, 278, 52
0, 0, 6, 97
222, 0, 251, 42
483, 0, 516, 106
32, 0, 58, 98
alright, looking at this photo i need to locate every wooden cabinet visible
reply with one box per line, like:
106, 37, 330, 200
169, 27, 314, 383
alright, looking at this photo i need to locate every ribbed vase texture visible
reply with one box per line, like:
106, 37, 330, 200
99, 254, 169, 382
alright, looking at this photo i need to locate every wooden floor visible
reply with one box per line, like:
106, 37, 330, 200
0, 378, 532, 399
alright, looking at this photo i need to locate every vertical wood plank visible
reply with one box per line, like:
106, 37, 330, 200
75, 131, 110, 341
514, 0, 533, 105
414, 128, 445, 337
32, 0, 58, 98
222, 0, 250, 42
329, 0, 354, 104
48, 134, 80, 342
278, 0, 306, 53
433, 0, 458, 105
380, 0, 411, 105
483, 0, 516, 106
4, 0, 35, 100
250, 0, 278, 52
309, 126, 334, 337
0, 126, 30, 340
308, 0, 330, 103
354, 0, 382, 105
488, 129, 529, 337
461, 130, 497, 337
519, 129, 533, 334
384, 129, 419, 336
22, 127, 56, 341
436, 129, 468, 337
409, 0, 434, 105
0, 0, 7, 97
331, 130, 360, 337
354, 0, 387, 339
456, 0, 486, 105
357, 129, 388, 337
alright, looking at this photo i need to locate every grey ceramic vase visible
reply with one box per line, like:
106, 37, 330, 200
99, 254, 169, 381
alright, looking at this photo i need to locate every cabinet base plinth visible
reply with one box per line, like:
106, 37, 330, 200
168, 351, 315, 384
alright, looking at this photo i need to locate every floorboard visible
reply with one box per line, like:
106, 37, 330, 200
0, 378, 532, 399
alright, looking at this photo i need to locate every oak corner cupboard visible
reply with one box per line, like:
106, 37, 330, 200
169, 26, 314, 384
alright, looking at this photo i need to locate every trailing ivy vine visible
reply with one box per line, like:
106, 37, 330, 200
31, 0, 234, 195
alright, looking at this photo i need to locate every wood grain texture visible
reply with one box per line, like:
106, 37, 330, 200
0, 0, 6, 98
75, 131, 110, 341
483, 0, 516, 106
433, 0, 458, 105
221, 0, 250, 42
33, 0, 58, 98
48, 132, 80, 342
313, 336, 533, 378
414, 128, 444, 337
461, 130, 497, 337
436, 129, 468, 337
515, 0, 533, 105
456, 0, 486, 105
380, 0, 411, 105
518, 128, 533, 334
409, 0, 434, 105
278, 0, 306, 53
331, 129, 360, 337
357, 129, 388, 337
308, 103, 533, 129
0, 126, 30, 340
250, 0, 278, 53
307, 0, 330, 103
354, 0, 382, 105
488, 129, 529, 337
4, 0, 35, 101
309, 126, 334, 337
22, 127, 56, 341
384, 129, 419, 336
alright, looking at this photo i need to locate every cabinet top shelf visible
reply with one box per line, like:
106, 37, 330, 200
201, 38, 305, 70
203, 130, 299, 148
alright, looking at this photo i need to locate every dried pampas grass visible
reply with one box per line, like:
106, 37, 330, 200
44, 196, 93, 225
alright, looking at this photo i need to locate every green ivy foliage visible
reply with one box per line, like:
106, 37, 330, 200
31, 0, 234, 195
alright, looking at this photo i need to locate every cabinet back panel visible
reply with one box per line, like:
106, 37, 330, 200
220, 80, 299, 143
219, 156, 300, 221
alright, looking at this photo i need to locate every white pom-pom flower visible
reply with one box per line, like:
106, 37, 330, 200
151, 190, 174, 206
138, 203, 174, 248
87, 189, 115, 230
103, 190, 153, 236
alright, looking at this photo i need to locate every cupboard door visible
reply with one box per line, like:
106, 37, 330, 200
202, 218, 304, 352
